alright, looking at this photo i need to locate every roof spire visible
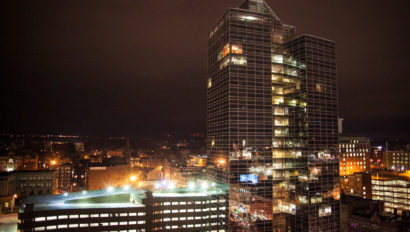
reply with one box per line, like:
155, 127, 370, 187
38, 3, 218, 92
239, 0, 281, 21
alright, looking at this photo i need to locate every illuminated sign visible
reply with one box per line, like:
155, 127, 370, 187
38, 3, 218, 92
240, 174, 258, 184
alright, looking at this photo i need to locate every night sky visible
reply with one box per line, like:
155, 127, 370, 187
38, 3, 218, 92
1, 0, 409, 139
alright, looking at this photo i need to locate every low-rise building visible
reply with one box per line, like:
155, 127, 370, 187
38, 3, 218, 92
15, 170, 58, 198
0, 172, 16, 212
372, 170, 410, 215
88, 164, 131, 190
341, 194, 410, 232
383, 151, 410, 171
0, 155, 23, 172
342, 172, 372, 199
18, 183, 228, 232
170, 166, 205, 187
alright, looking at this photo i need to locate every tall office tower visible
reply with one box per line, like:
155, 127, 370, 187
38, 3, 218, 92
207, 0, 339, 231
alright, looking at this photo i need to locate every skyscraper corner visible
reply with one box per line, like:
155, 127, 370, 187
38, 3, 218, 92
207, 0, 339, 231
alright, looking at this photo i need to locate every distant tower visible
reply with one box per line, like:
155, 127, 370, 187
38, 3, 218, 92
125, 136, 131, 163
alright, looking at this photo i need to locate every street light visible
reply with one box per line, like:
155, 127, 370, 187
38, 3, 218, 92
188, 182, 196, 189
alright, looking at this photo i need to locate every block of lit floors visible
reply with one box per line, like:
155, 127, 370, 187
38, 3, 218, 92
18, 182, 228, 232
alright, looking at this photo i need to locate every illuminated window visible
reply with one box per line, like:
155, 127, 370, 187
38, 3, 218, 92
272, 54, 284, 64
272, 65, 283, 74
217, 43, 242, 61
272, 86, 283, 95
319, 205, 332, 217
272, 75, 282, 82
274, 117, 288, 126
230, 56, 247, 65
35, 217, 45, 222
231, 44, 242, 54
237, 15, 261, 21
273, 96, 284, 105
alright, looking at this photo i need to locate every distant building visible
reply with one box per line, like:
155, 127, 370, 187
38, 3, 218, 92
0, 154, 24, 172
57, 163, 73, 192
370, 146, 384, 168
106, 150, 124, 158
73, 142, 84, 153
383, 151, 410, 171
339, 136, 370, 176
0, 172, 16, 213
18, 184, 228, 232
0, 153, 39, 172
72, 159, 89, 191
88, 164, 130, 190
170, 166, 205, 187
342, 172, 372, 199
14, 170, 57, 198
187, 155, 207, 167
341, 194, 410, 232
21, 153, 39, 170
372, 170, 410, 215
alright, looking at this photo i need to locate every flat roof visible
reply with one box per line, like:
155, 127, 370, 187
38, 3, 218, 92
22, 188, 146, 212
21, 184, 229, 212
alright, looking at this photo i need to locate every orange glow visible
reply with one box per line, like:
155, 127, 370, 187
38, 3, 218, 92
138, 182, 142, 187
50, 160, 56, 165
130, 176, 137, 182
218, 159, 225, 165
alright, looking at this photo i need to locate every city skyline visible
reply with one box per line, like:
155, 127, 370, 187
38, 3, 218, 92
1, 0, 410, 139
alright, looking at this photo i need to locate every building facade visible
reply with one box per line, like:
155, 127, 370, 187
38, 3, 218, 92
207, 0, 339, 231
57, 163, 73, 193
18, 184, 228, 232
383, 151, 410, 171
341, 195, 410, 232
372, 171, 410, 215
0, 172, 16, 213
338, 136, 370, 176
342, 172, 372, 199
15, 170, 58, 198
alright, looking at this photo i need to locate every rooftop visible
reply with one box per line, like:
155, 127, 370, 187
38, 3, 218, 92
21, 182, 228, 212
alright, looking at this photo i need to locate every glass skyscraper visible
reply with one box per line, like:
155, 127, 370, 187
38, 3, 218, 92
207, 0, 340, 231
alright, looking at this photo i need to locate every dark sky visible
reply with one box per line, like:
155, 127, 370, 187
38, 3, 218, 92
1, 0, 409, 138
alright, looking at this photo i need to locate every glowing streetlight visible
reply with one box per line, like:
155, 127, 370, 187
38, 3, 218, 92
130, 175, 137, 182
201, 181, 208, 190
168, 182, 176, 189
107, 186, 114, 192
188, 182, 196, 189
82, 190, 87, 195
123, 185, 130, 190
